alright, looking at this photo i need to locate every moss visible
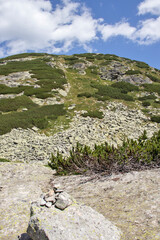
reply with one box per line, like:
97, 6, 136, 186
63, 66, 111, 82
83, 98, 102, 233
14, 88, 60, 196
0, 158, 11, 162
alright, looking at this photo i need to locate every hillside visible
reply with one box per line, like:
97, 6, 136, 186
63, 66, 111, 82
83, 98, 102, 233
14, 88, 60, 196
0, 53, 160, 240
0, 52, 160, 163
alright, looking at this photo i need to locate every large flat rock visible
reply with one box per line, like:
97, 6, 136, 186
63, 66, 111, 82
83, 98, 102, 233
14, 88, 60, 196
27, 202, 121, 240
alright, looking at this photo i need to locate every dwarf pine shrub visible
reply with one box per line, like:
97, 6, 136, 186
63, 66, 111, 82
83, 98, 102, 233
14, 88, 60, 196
48, 130, 160, 175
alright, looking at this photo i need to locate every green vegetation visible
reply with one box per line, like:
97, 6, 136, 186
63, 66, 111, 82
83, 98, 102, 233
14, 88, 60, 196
64, 56, 85, 65
99, 61, 112, 66
23, 87, 53, 99
82, 110, 103, 119
73, 53, 96, 58
0, 52, 159, 136
0, 104, 66, 135
138, 95, 156, 101
125, 70, 141, 75
87, 66, 98, 75
142, 101, 151, 107
134, 60, 150, 69
0, 52, 50, 61
77, 92, 92, 98
111, 81, 139, 93
151, 115, 160, 123
92, 84, 134, 101
0, 53, 58, 63
0, 84, 27, 94
48, 130, 160, 175
0, 96, 37, 112
0, 58, 66, 101
0, 59, 66, 90
0, 158, 11, 162
143, 84, 160, 95
146, 74, 160, 83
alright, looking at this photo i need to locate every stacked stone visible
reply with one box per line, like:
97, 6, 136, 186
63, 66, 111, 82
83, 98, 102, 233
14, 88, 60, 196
40, 184, 73, 210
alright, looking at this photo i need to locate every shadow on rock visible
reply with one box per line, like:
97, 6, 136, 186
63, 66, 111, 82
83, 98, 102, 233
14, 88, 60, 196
18, 233, 32, 240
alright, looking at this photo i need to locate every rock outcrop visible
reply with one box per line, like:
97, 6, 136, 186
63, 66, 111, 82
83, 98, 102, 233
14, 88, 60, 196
27, 201, 122, 240
0, 71, 39, 87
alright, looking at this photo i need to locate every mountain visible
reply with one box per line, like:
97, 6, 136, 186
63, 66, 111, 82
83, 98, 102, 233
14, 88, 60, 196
0, 53, 160, 240
0, 52, 160, 163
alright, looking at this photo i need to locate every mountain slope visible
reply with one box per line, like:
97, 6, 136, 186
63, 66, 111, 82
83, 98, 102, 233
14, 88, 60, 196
0, 53, 159, 162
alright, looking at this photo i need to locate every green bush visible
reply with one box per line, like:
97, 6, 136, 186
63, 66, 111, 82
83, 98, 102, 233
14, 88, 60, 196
143, 84, 160, 95
0, 95, 37, 112
142, 101, 151, 107
48, 130, 160, 175
99, 61, 112, 66
134, 60, 149, 69
32, 118, 48, 129
125, 70, 141, 75
93, 84, 134, 101
94, 95, 110, 101
82, 110, 104, 119
0, 104, 66, 135
104, 54, 120, 61
151, 115, 160, 123
111, 81, 139, 92
138, 95, 156, 101
64, 56, 85, 65
0, 84, 26, 94
24, 87, 53, 99
146, 74, 160, 83
77, 92, 92, 98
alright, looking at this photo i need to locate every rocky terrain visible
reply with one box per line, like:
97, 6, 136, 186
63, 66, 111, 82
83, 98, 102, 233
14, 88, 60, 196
0, 101, 159, 163
0, 53, 160, 239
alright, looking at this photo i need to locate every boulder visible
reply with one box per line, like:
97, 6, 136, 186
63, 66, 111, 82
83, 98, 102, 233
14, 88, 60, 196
72, 63, 85, 70
27, 202, 121, 240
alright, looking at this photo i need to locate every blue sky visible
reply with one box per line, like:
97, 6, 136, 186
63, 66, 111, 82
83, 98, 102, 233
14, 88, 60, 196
0, 0, 160, 69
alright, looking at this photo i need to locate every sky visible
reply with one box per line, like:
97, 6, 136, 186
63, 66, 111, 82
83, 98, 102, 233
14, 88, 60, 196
0, 0, 160, 69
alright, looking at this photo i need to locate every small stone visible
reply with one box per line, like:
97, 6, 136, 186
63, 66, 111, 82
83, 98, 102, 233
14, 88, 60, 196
45, 195, 56, 203
53, 183, 62, 190
55, 192, 72, 210
40, 199, 46, 206
45, 202, 52, 208
54, 189, 63, 194
47, 189, 54, 197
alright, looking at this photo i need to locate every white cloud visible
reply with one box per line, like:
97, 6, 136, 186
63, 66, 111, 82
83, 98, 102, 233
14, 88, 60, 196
0, 0, 160, 57
0, 0, 99, 57
138, 0, 160, 15
134, 17, 160, 44
135, 0, 160, 44
100, 0, 160, 45
100, 21, 136, 41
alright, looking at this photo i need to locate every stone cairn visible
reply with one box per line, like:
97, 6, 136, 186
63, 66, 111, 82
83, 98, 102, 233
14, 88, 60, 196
39, 184, 73, 210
